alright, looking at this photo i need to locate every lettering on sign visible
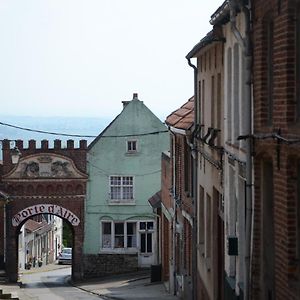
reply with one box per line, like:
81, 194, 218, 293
12, 204, 80, 227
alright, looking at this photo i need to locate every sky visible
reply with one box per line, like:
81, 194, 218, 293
0, 0, 223, 120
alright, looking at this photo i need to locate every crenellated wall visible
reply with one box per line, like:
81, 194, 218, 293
0, 138, 88, 282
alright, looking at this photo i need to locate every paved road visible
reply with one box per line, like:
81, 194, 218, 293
20, 266, 104, 300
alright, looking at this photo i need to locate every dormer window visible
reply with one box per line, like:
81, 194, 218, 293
127, 140, 137, 153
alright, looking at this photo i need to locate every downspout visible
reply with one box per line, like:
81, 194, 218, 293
229, 1, 252, 299
186, 57, 198, 300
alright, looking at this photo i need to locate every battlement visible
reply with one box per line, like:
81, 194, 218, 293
2, 139, 87, 151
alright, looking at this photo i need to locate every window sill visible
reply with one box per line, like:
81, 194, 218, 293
100, 248, 138, 254
108, 200, 136, 206
125, 151, 139, 156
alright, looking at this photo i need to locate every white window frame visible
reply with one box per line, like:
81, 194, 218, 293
109, 175, 135, 204
101, 220, 137, 251
126, 140, 138, 153
138, 221, 154, 254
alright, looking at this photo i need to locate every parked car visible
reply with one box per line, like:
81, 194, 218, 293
58, 247, 72, 264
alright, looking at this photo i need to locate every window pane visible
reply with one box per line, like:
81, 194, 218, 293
103, 222, 111, 234
140, 222, 146, 230
127, 223, 136, 235
147, 222, 154, 230
115, 236, 124, 248
115, 223, 124, 234
127, 235, 137, 248
102, 235, 111, 248
147, 233, 152, 253
141, 233, 146, 253
102, 222, 111, 248
123, 187, 133, 199
111, 187, 121, 199
127, 223, 137, 248
111, 176, 121, 185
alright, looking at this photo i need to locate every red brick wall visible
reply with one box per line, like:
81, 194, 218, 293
1, 139, 87, 282
161, 151, 172, 282
252, 1, 300, 298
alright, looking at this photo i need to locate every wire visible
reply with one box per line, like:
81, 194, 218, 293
0, 121, 168, 139
88, 161, 161, 177
0, 121, 96, 138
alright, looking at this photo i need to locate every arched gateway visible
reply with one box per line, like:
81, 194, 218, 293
0, 139, 87, 282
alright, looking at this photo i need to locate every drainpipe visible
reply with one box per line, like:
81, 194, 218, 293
229, 1, 252, 299
186, 57, 198, 300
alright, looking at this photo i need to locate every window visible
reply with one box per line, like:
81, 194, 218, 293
114, 223, 124, 248
101, 221, 137, 249
233, 43, 240, 144
262, 13, 274, 126
127, 140, 137, 153
139, 221, 154, 254
102, 222, 112, 248
227, 47, 232, 142
266, 17, 274, 125
139, 221, 154, 230
140, 233, 152, 254
127, 222, 137, 248
205, 194, 211, 258
109, 176, 134, 201
296, 5, 300, 120
198, 186, 205, 244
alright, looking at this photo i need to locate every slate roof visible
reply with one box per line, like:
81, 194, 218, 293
165, 96, 194, 131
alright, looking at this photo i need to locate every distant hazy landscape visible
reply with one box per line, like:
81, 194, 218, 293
0, 115, 111, 147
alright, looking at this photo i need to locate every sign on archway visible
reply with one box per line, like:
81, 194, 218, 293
12, 204, 80, 227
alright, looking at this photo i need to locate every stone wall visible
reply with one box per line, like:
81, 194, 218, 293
82, 253, 138, 278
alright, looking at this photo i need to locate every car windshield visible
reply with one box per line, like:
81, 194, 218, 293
62, 248, 72, 254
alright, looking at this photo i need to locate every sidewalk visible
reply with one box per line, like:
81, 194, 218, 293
72, 271, 180, 300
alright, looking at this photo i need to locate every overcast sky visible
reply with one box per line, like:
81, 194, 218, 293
0, 0, 222, 120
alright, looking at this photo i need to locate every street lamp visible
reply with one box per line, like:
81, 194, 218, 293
10, 146, 21, 164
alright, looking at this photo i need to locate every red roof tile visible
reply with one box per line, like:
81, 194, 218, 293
25, 219, 47, 233
165, 96, 194, 130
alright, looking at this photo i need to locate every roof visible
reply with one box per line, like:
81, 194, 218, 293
25, 219, 48, 233
186, 29, 225, 59
148, 191, 161, 209
88, 93, 168, 150
165, 96, 194, 131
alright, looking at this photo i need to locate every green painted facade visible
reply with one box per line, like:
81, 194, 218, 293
84, 96, 169, 260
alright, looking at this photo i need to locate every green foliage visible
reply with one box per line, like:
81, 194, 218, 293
62, 220, 73, 248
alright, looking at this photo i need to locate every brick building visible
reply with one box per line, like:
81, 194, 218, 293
165, 97, 195, 298
0, 139, 87, 282
251, 0, 300, 299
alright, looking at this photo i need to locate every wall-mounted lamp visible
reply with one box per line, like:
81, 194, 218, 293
10, 146, 21, 164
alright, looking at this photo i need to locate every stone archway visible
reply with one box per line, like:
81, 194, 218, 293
0, 139, 87, 282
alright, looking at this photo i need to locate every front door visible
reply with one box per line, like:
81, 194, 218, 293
138, 221, 155, 267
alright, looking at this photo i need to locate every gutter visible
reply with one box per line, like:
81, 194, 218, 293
168, 126, 190, 136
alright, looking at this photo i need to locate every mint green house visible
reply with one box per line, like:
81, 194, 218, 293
83, 94, 169, 277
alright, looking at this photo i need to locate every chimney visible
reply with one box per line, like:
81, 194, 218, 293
133, 93, 138, 99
